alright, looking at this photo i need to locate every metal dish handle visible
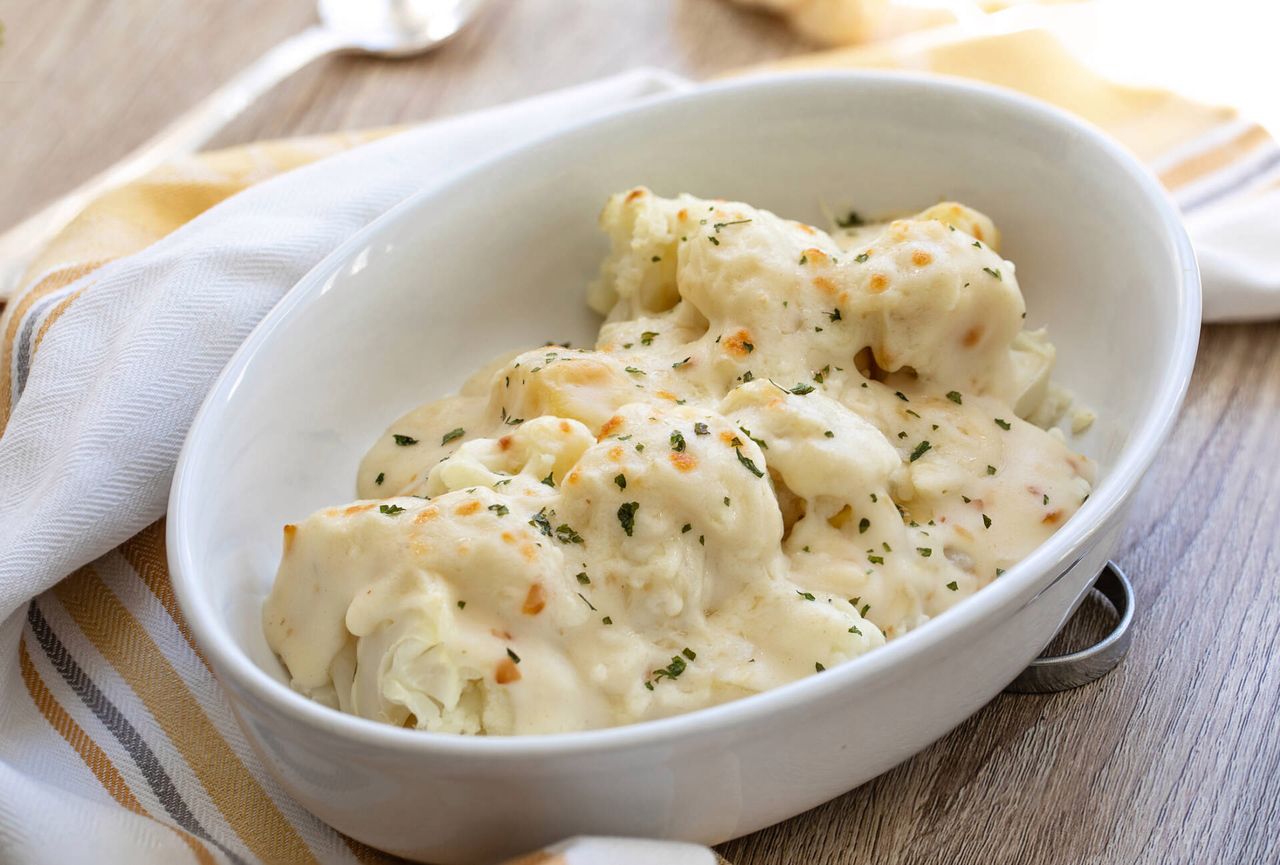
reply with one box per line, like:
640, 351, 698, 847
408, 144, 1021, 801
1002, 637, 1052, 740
1005, 561, 1135, 694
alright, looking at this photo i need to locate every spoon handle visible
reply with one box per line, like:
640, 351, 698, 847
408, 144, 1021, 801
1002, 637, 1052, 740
0, 24, 348, 300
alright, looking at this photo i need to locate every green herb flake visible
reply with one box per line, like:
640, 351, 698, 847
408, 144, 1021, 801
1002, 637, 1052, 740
651, 255, 661, 263
528, 509, 553, 537
682, 647, 697, 661
961, 495, 972, 503
441, 428, 465, 446
673, 357, 692, 369
946, 581, 959, 591
982, 514, 993, 529
488, 503, 509, 517
682, 523, 692, 533
824, 430, 835, 438
855, 252, 870, 263
577, 592, 597, 611
827, 308, 843, 322
895, 391, 909, 402
983, 266, 1002, 281
379, 504, 405, 516
640, 331, 658, 346
858, 517, 870, 534
625, 366, 646, 376
713, 218, 752, 232
987, 465, 997, 475
815, 662, 826, 672
555, 524, 584, 544
917, 547, 933, 557
653, 655, 688, 682
694, 422, 709, 436
457, 600, 466, 609
994, 418, 1011, 430
670, 430, 687, 452
507, 648, 521, 664
699, 535, 705, 546
909, 440, 932, 462
797, 591, 816, 601
576, 572, 591, 585
735, 448, 764, 478
617, 501, 639, 536
996, 568, 1006, 577
392, 434, 418, 446
849, 625, 862, 636
868, 554, 885, 565
799, 253, 808, 265
790, 383, 815, 395
1043, 493, 1050, 505
708, 236, 720, 246
603, 616, 613, 625
374, 472, 386, 486
542, 472, 556, 487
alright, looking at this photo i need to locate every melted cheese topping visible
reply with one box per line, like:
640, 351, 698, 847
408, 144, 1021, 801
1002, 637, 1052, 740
264, 189, 1095, 735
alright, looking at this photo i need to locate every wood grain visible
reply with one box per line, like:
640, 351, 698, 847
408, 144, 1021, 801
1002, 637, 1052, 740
3, 2, 1277, 863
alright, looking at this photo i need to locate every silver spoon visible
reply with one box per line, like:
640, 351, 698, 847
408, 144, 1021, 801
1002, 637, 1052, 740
0, 0, 492, 299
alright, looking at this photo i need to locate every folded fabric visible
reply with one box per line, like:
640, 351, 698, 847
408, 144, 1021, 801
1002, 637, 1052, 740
2, 13, 1277, 864
0, 69, 696, 865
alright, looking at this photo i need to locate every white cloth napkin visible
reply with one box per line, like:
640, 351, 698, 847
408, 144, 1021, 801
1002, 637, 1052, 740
0, 68, 699, 865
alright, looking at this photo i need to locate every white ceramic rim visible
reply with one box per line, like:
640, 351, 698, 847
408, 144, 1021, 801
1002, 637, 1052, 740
168, 70, 1202, 760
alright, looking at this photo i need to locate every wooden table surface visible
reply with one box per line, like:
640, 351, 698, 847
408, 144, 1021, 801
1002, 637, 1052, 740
4, 2, 1278, 863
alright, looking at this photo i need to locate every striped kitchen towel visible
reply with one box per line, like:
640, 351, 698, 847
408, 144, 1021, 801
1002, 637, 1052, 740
0, 19, 1277, 865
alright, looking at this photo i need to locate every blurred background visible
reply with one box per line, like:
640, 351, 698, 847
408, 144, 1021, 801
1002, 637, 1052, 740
0, 0, 1272, 236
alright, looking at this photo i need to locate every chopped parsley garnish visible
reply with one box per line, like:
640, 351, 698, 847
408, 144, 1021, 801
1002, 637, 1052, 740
909, 440, 932, 462
392, 434, 418, 446
529, 509, 553, 537
374, 472, 385, 485
541, 472, 556, 487
983, 266, 1002, 281
652, 655, 688, 682
858, 518, 870, 534
987, 465, 997, 475
797, 590, 816, 601
827, 308, 843, 322
576, 572, 591, 584
947, 581, 959, 591
790, 383, 815, 395
870, 493, 878, 502
735, 448, 764, 478
441, 428, 465, 445
651, 255, 661, 262
723, 496, 731, 507
670, 430, 686, 452
824, 430, 835, 438
739, 427, 768, 450
854, 252, 869, 263
917, 547, 932, 557
713, 219, 752, 232
577, 592, 596, 611
673, 357, 692, 369
625, 366, 646, 376
836, 209, 863, 228
488, 504, 509, 516
994, 418, 1011, 430
640, 331, 658, 346
614, 474, 627, 490
996, 568, 1006, 577
815, 662, 826, 672
699, 535, 705, 546
799, 253, 808, 265
602, 616, 613, 625
895, 391, 909, 402
555, 524, 584, 544
694, 422, 709, 436
741, 370, 754, 382
708, 236, 720, 246
849, 625, 862, 636
868, 554, 885, 565
1043, 493, 1049, 505
617, 501, 639, 536
982, 513, 992, 529
505, 416, 523, 426
379, 504, 405, 516
906, 409, 921, 418
457, 600, 466, 609
961, 495, 972, 503
506, 648, 521, 664
682, 648, 697, 661
680, 523, 691, 534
